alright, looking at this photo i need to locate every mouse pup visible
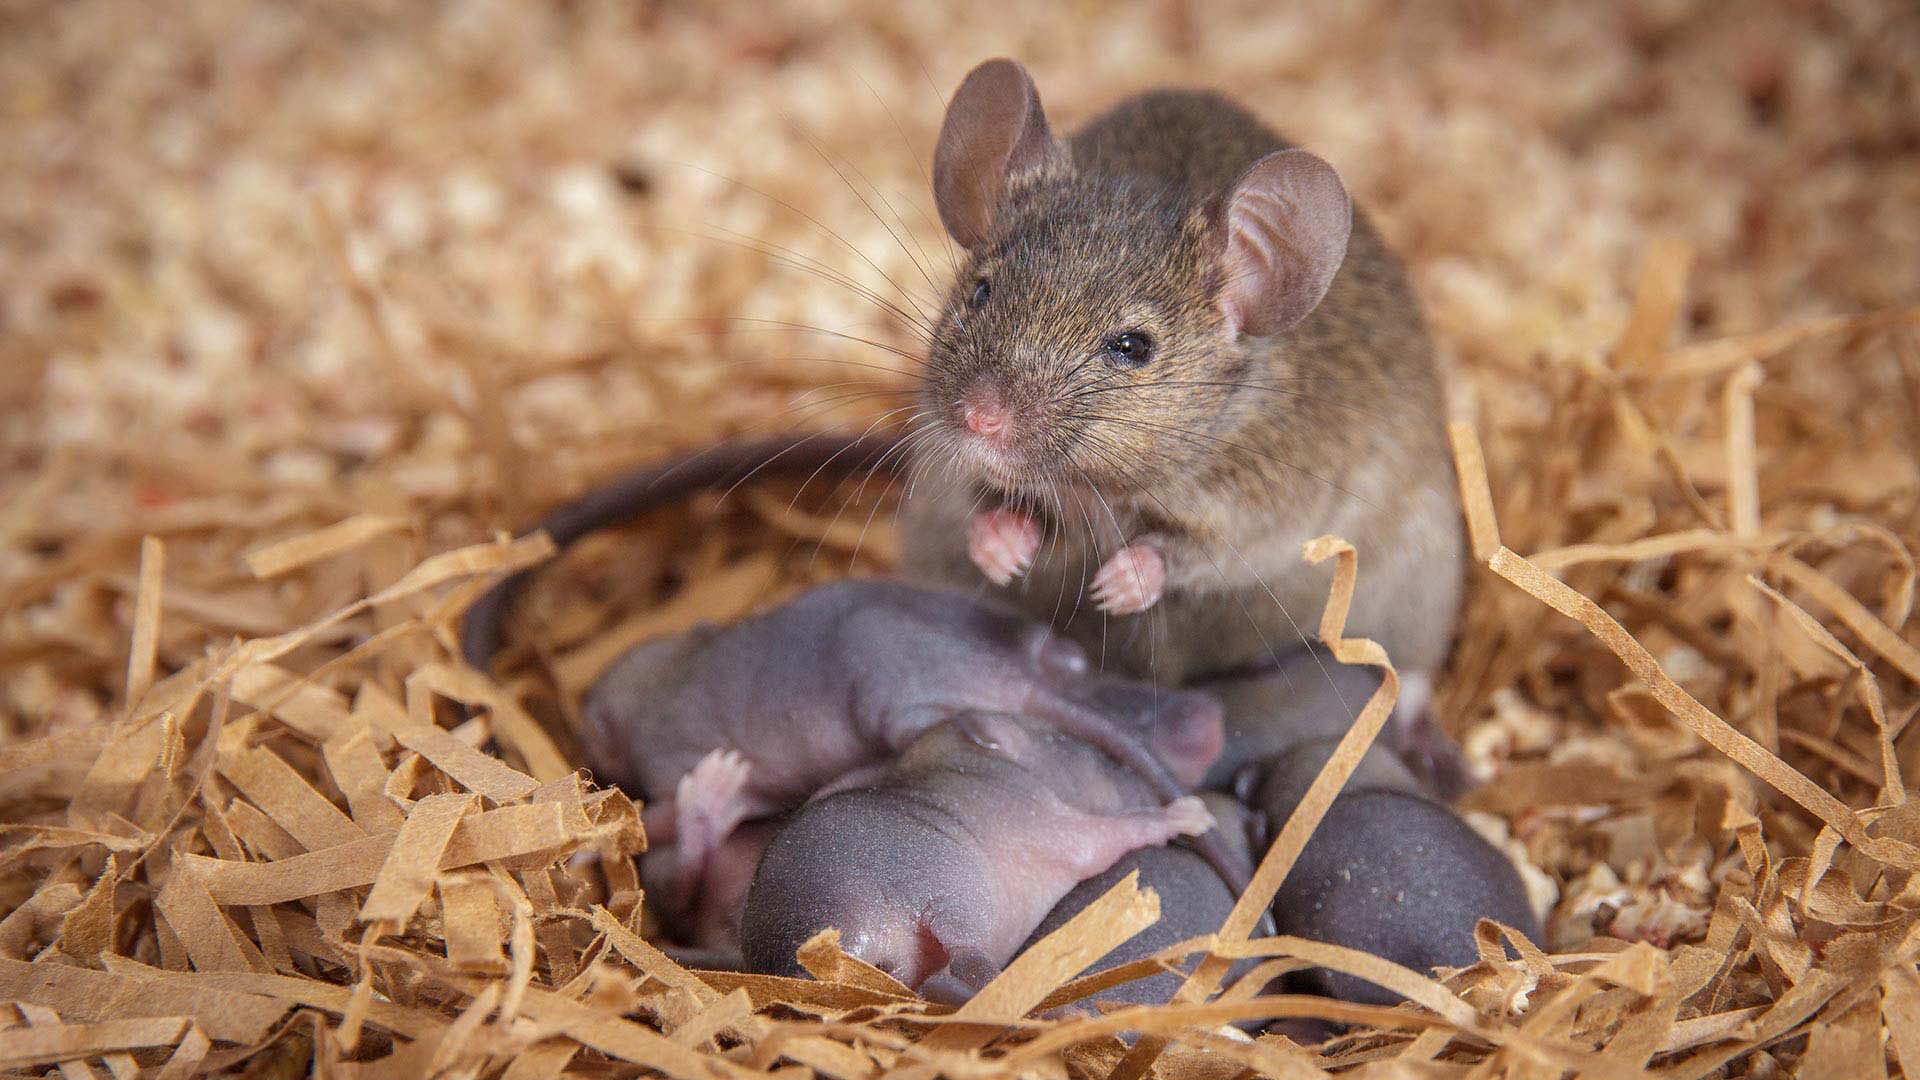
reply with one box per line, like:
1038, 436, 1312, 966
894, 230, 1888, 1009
739, 711, 1215, 999
581, 578, 1245, 935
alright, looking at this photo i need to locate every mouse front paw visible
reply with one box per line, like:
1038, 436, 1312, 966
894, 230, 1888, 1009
968, 508, 1042, 586
1091, 541, 1166, 614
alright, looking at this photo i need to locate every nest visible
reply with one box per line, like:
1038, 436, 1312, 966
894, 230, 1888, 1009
3, 2, 1918, 1077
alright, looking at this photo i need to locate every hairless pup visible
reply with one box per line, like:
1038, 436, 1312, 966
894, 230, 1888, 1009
582, 578, 1243, 936
739, 711, 1214, 1000
641, 820, 774, 964
1208, 655, 1541, 1007
1019, 792, 1258, 1024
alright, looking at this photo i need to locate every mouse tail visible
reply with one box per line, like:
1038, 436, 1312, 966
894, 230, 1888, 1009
459, 431, 905, 671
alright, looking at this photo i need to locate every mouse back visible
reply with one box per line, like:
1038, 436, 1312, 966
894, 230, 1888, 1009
1269, 788, 1541, 1007
1069, 674, 1224, 787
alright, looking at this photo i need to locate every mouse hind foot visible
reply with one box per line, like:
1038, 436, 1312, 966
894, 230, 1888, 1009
1387, 673, 1478, 802
669, 749, 755, 885
1053, 796, 1218, 880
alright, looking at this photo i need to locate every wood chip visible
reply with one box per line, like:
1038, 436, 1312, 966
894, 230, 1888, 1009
124, 537, 164, 707
360, 793, 477, 931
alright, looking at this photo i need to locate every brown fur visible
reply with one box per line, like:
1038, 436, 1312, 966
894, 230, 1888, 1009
902, 82, 1463, 684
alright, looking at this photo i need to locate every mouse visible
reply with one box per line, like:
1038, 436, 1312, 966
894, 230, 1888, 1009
460, 59, 1464, 782
1201, 654, 1538, 1007
1018, 791, 1259, 1023
643, 819, 774, 963
581, 577, 1246, 931
1212, 659, 1541, 1007
896, 58, 1465, 696
737, 710, 1216, 1000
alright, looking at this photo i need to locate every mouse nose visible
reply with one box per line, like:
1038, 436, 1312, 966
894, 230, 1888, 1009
960, 385, 1011, 441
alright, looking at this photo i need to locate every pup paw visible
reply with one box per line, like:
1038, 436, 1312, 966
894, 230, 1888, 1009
675, 748, 753, 858
1091, 542, 1166, 614
967, 508, 1041, 586
1162, 794, 1217, 837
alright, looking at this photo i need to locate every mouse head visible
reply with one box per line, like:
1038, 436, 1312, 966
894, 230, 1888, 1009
924, 58, 1353, 496
580, 631, 707, 791
1071, 676, 1225, 787
896, 711, 1046, 773
904, 712, 1154, 810
923, 586, 1091, 681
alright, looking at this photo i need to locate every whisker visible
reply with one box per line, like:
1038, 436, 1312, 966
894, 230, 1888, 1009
796, 125, 949, 304
812, 415, 941, 538
788, 124, 943, 319
787, 408, 930, 573
1075, 413, 1386, 516
850, 70, 960, 279
587, 335, 929, 385
658, 222, 934, 339
666, 161, 939, 324
1061, 378, 1400, 427
672, 316, 933, 369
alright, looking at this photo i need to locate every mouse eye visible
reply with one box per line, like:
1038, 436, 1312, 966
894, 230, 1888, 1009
969, 278, 990, 308
1099, 330, 1155, 369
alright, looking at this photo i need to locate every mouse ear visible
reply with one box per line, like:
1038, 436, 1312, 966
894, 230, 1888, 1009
933, 58, 1059, 249
1214, 149, 1352, 338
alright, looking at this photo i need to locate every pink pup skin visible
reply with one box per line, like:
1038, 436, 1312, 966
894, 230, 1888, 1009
581, 579, 1242, 946
740, 712, 1214, 999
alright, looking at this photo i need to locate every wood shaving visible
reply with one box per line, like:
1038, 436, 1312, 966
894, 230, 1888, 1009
3, 3, 1918, 1076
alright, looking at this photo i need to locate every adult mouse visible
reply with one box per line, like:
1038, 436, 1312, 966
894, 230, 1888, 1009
897, 58, 1464, 697
462, 60, 1461, 758
738, 711, 1215, 1000
581, 577, 1244, 929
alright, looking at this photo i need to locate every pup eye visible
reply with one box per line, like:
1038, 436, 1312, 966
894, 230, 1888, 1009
1100, 330, 1155, 368
970, 278, 991, 307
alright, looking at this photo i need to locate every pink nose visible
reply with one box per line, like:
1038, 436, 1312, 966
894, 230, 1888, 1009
961, 388, 1009, 439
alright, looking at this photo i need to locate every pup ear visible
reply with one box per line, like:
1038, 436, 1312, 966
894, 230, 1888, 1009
1215, 149, 1352, 338
933, 58, 1058, 249
952, 711, 1030, 758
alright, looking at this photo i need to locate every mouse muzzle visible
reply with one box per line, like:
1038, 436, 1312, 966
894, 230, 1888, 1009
937, 370, 1060, 492
960, 383, 1011, 441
